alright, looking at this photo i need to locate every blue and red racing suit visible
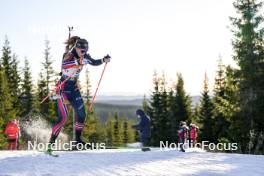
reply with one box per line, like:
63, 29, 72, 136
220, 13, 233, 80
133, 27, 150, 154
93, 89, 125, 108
51, 48, 103, 140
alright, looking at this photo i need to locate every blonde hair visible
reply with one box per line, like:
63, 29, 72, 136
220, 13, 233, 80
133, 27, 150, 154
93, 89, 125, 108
64, 36, 80, 52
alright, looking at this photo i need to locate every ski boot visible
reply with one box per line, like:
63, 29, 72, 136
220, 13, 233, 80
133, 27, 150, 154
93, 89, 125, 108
45, 136, 59, 157
46, 143, 53, 153
73, 130, 91, 150
180, 145, 185, 152
141, 147, 151, 152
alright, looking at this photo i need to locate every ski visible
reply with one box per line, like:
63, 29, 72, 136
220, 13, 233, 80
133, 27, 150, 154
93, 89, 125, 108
44, 150, 59, 157
45, 152, 59, 157
106, 146, 152, 152
142, 147, 151, 152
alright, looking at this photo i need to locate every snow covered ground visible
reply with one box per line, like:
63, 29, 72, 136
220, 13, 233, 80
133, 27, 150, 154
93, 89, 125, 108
0, 148, 264, 176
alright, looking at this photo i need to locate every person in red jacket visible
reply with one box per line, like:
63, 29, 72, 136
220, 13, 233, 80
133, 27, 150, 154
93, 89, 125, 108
4, 119, 20, 150
189, 123, 198, 147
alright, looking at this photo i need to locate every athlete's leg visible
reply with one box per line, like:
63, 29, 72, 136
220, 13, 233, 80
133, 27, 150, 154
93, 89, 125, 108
69, 86, 86, 142
49, 86, 69, 143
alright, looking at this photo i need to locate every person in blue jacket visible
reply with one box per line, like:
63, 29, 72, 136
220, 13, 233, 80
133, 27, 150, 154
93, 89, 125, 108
132, 109, 151, 148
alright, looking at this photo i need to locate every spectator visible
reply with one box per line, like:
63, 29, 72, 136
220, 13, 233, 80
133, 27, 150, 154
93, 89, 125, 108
132, 109, 151, 151
189, 123, 198, 147
178, 121, 189, 152
5, 119, 20, 150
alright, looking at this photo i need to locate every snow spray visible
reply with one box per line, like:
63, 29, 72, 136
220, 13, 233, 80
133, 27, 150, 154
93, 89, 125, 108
21, 113, 69, 149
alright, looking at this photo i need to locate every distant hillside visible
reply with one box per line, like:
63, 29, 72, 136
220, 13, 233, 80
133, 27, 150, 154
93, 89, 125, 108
95, 95, 200, 107
96, 99, 143, 106
191, 96, 200, 106
94, 103, 141, 122
93, 96, 201, 122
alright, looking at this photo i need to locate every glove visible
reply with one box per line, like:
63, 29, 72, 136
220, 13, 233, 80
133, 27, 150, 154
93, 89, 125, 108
102, 54, 111, 63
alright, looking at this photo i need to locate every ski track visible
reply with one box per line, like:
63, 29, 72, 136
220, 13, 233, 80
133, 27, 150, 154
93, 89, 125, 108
0, 149, 264, 176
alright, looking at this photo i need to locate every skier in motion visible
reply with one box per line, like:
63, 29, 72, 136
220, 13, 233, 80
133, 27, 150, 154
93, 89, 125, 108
48, 36, 110, 152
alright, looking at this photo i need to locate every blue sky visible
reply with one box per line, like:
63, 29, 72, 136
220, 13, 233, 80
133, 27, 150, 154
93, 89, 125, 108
0, 0, 246, 96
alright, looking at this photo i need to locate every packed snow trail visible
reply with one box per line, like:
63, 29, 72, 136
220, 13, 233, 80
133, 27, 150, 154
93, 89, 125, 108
0, 148, 264, 176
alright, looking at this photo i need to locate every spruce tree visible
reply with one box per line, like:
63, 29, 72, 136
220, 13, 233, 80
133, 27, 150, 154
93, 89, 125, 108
231, 0, 264, 154
37, 39, 56, 122
0, 115, 7, 149
37, 72, 47, 113
217, 66, 240, 146
122, 118, 135, 144
88, 116, 106, 143
113, 112, 122, 146
0, 38, 15, 122
199, 73, 215, 143
213, 58, 230, 143
173, 73, 192, 131
214, 57, 225, 97
192, 104, 201, 126
106, 117, 114, 146
159, 72, 171, 142
82, 115, 105, 143
123, 119, 129, 144
0, 69, 14, 122
142, 95, 148, 112
20, 58, 33, 116
10, 54, 21, 115
43, 40, 55, 95
1, 36, 12, 84
84, 68, 94, 120
168, 87, 177, 143
0, 66, 11, 149
1, 37, 20, 116
147, 71, 162, 146
0, 68, 7, 149
84, 68, 92, 101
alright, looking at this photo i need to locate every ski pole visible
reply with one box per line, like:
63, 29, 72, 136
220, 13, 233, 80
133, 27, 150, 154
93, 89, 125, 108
40, 70, 78, 104
89, 63, 108, 112
68, 26, 73, 39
